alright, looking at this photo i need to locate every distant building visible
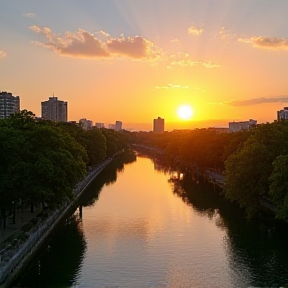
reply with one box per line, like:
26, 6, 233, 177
153, 117, 165, 133
0, 91, 20, 119
229, 119, 257, 133
277, 107, 288, 121
79, 118, 93, 130
108, 124, 116, 130
95, 122, 105, 129
115, 121, 122, 131
41, 96, 67, 122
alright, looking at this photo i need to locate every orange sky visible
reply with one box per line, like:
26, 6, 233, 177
1, 1, 288, 130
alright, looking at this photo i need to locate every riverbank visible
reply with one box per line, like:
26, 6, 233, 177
0, 157, 114, 288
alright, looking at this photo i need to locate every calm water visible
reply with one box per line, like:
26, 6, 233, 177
15, 154, 288, 288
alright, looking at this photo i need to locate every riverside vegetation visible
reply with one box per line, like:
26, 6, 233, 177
0, 110, 129, 229
131, 121, 288, 220
2, 112, 288, 227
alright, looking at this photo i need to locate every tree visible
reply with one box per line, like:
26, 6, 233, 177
0, 111, 87, 214
269, 154, 288, 219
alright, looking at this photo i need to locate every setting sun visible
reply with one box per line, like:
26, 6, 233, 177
177, 105, 194, 120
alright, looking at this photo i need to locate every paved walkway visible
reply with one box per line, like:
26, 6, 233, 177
0, 207, 41, 249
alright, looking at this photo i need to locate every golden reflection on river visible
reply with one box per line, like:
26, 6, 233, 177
78, 156, 230, 288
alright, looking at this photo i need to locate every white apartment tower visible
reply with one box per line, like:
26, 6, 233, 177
0, 91, 20, 119
41, 96, 67, 122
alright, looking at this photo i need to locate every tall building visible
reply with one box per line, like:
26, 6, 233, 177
153, 117, 165, 133
115, 121, 122, 131
277, 107, 288, 121
0, 91, 20, 119
95, 122, 104, 128
229, 119, 257, 133
79, 118, 93, 130
41, 96, 67, 122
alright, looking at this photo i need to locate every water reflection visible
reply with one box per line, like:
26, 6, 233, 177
17, 214, 86, 288
78, 150, 137, 207
14, 152, 288, 287
155, 157, 288, 287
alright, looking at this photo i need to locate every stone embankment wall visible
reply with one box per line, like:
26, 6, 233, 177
0, 158, 112, 288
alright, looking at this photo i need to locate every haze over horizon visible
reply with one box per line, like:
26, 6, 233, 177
1, 0, 288, 129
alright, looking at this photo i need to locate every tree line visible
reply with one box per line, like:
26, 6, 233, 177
0, 110, 128, 227
131, 122, 288, 220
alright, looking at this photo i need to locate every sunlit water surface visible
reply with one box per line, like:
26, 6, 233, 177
15, 155, 288, 288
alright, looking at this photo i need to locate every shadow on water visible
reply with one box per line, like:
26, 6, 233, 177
12, 150, 136, 288
15, 214, 86, 288
155, 155, 288, 287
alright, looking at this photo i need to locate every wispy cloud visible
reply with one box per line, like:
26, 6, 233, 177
169, 53, 220, 68
0, 50, 7, 58
30, 26, 161, 60
238, 36, 288, 50
155, 84, 190, 90
215, 27, 236, 40
23, 12, 35, 18
188, 23, 203, 36
212, 96, 288, 107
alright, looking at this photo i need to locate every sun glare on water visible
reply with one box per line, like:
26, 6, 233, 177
177, 105, 194, 120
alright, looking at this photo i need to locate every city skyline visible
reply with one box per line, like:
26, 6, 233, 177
1, 1, 288, 130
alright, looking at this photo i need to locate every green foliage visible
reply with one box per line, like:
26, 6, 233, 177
100, 128, 127, 157
269, 155, 288, 219
0, 112, 85, 210
225, 121, 288, 217
0, 111, 129, 213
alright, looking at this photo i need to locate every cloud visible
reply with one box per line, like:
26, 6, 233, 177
238, 36, 288, 50
215, 27, 236, 40
23, 12, 35, 18
30, 26, 110, 58
213, 96, 288, 107
0, 50, 7, 58
155, 84, 190, 89
169, 53, 220, 68
98, 31, 110, 37
107, 36, 161, 59
188, 24, 203, 36
30, 26, 161, 60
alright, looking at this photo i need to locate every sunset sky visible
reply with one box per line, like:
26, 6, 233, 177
1, 0, 288, 130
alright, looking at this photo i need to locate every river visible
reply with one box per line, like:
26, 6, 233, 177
13, 153, 288, 288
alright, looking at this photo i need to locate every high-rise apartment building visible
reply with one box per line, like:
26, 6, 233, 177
153, 117, 164, 133
115, 121, 122, 131
0, 91, 20, 119
41, 96, 67, 122
277, 107, 288, 121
